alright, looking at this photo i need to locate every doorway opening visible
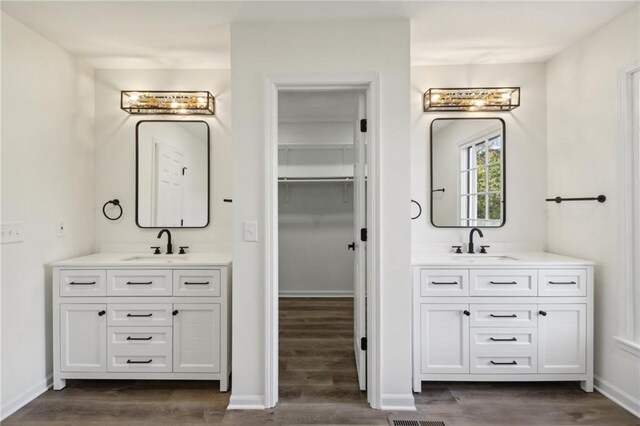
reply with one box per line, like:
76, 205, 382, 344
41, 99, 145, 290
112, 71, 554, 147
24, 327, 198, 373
277, 89, 367, 404
264, 76, 380, 408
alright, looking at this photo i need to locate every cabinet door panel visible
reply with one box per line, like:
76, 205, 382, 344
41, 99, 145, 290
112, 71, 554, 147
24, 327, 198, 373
173, 303, 221, 373
538, 304, 586, 374
60, 304, 107, 372
420, 304, 469, 374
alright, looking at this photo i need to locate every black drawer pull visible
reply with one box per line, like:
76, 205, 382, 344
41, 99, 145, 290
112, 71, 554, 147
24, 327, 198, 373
548, 281, 577, 285
98, 310, 106, 316
463, 310, 470, 316
184, 281, 210, 285
127, 313, 152, 318
490, 314, 517, 318
489, 281, 518, 285
69, 281, 96, 285
490, 337, 517, 342
126, 281, 153, 285
127, 359, 152, 364
127, 336, 153, 341
431, 281, 458, 285
539, 310, 547, 316
490, 360, 517, 365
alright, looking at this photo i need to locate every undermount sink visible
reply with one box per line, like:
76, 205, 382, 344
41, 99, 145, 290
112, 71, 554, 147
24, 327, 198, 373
123, 255, 190, 262
451, 255, 516, 262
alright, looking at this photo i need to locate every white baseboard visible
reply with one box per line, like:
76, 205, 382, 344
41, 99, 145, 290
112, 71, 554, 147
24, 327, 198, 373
380, 394, 416, 411
1, 374, 53, 421
227, 394, 266, 410
594, 375, 640, 418
279, 290, 353, 298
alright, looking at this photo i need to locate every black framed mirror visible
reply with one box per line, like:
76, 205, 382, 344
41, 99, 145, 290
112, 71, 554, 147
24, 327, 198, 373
136, 120, 210, 228
430, 117, 506, 228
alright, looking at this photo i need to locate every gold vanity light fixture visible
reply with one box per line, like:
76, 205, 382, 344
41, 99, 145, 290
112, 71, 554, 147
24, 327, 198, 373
121, 91, 215, 115
423, 87, 520, 112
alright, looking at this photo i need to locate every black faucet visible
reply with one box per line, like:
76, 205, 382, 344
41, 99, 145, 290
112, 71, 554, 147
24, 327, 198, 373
468, 227, 484, 254
157, 229, 173, 255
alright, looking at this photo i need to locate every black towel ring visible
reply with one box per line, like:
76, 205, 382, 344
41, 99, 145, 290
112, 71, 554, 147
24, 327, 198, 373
411, 199, 422, 220
102, 199, 123, 221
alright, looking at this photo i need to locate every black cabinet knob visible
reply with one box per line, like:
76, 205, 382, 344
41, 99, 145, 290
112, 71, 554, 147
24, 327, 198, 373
539, 310, 547, 316
463, 310, 470, 316
98, 310, 106, 316
172, 310, 179, 316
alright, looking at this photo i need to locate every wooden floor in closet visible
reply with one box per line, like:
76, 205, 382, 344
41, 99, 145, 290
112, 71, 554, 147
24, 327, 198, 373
4, 297, 639, 425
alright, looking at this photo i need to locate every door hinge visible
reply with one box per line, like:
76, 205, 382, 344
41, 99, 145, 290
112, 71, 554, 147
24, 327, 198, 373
360, 337, 367, 351
360, 118, 367, 133
360, 228, 367, 242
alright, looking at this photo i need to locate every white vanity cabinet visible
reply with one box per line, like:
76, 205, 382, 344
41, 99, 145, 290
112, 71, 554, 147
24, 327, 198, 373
413, 253, 594, 393
52, 253, 232, 392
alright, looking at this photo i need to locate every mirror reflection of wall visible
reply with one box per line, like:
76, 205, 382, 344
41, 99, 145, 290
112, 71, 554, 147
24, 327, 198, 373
136, 121, 209, 228
431, 118, 505, 228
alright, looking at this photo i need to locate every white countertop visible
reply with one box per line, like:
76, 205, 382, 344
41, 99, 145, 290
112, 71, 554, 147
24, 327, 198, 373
412, 251, 595, 267
51, 252, 232, 268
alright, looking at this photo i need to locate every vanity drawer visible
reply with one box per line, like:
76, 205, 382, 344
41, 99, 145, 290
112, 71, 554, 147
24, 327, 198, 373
108, 304, 173, 327
108, 326, 172, 351
59, 270, 107, 297
419, 269, 469, 296
471, 354, 537, 374
470, 304, 537, 327
470, 269, 537, 296
470, 327, 537, 352
108, 354, 172, 373
539, 269, 587, 296
107, 270, 172, 296
173, 269, 221, 297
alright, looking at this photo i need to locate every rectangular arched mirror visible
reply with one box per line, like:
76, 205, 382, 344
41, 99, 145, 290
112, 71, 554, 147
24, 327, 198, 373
136, 120, 210, 228
430, 118, 505, 228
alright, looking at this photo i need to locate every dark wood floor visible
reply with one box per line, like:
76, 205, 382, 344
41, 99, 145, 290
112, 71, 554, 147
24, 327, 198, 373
4, 297, 639, 425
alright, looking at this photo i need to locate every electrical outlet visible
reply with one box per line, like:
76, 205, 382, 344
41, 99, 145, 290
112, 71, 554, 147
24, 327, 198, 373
56, 220, 66, 237
1, 222, 24, 244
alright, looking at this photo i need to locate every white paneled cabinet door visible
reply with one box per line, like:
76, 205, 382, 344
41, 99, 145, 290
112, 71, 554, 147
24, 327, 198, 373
538, 304, 587, 374
60, 304, 107, 372
420, 304, 470, 374
173, 303, 221, 373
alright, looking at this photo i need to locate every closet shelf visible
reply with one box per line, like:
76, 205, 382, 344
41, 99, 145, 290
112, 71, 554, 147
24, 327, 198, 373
278, 177, 354, 183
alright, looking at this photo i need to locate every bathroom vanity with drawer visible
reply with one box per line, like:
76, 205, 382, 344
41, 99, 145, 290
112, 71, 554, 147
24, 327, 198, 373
51, 253, 231, 391
412, 252, 594, 392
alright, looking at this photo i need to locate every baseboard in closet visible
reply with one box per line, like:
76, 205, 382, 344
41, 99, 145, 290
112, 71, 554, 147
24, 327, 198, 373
279, 290, 353, 298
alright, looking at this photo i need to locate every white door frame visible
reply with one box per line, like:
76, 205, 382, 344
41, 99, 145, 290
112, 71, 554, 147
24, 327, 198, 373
263, 74, 381, 408
615, 60, 640, 354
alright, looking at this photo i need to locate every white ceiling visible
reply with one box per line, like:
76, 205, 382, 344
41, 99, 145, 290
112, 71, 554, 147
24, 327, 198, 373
1, 1, 637, 69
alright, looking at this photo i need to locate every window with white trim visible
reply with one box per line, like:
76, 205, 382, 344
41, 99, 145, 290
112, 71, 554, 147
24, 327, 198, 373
459, 131, 503, 227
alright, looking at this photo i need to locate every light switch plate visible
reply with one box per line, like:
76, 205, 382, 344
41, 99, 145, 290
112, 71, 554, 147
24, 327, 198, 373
243, 221, 258, 242
1, 222, 24, 244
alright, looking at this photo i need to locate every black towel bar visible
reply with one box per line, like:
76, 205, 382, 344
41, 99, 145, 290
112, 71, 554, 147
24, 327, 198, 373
546, 195, 606, 203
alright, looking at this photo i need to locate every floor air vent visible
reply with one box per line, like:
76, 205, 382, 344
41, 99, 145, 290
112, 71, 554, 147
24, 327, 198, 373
389, 420, 445, 426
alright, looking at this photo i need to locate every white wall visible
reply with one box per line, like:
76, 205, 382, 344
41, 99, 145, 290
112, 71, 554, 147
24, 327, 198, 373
93, 69, 232, 253
547, 6, 640, 413
412, 63, 547, 253
278, 183, 354, 296
0, 12, 95, 419
230, 20, 412, 408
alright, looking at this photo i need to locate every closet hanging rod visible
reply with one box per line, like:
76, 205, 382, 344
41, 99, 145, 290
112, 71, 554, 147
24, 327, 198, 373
545, 195, 606, 203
